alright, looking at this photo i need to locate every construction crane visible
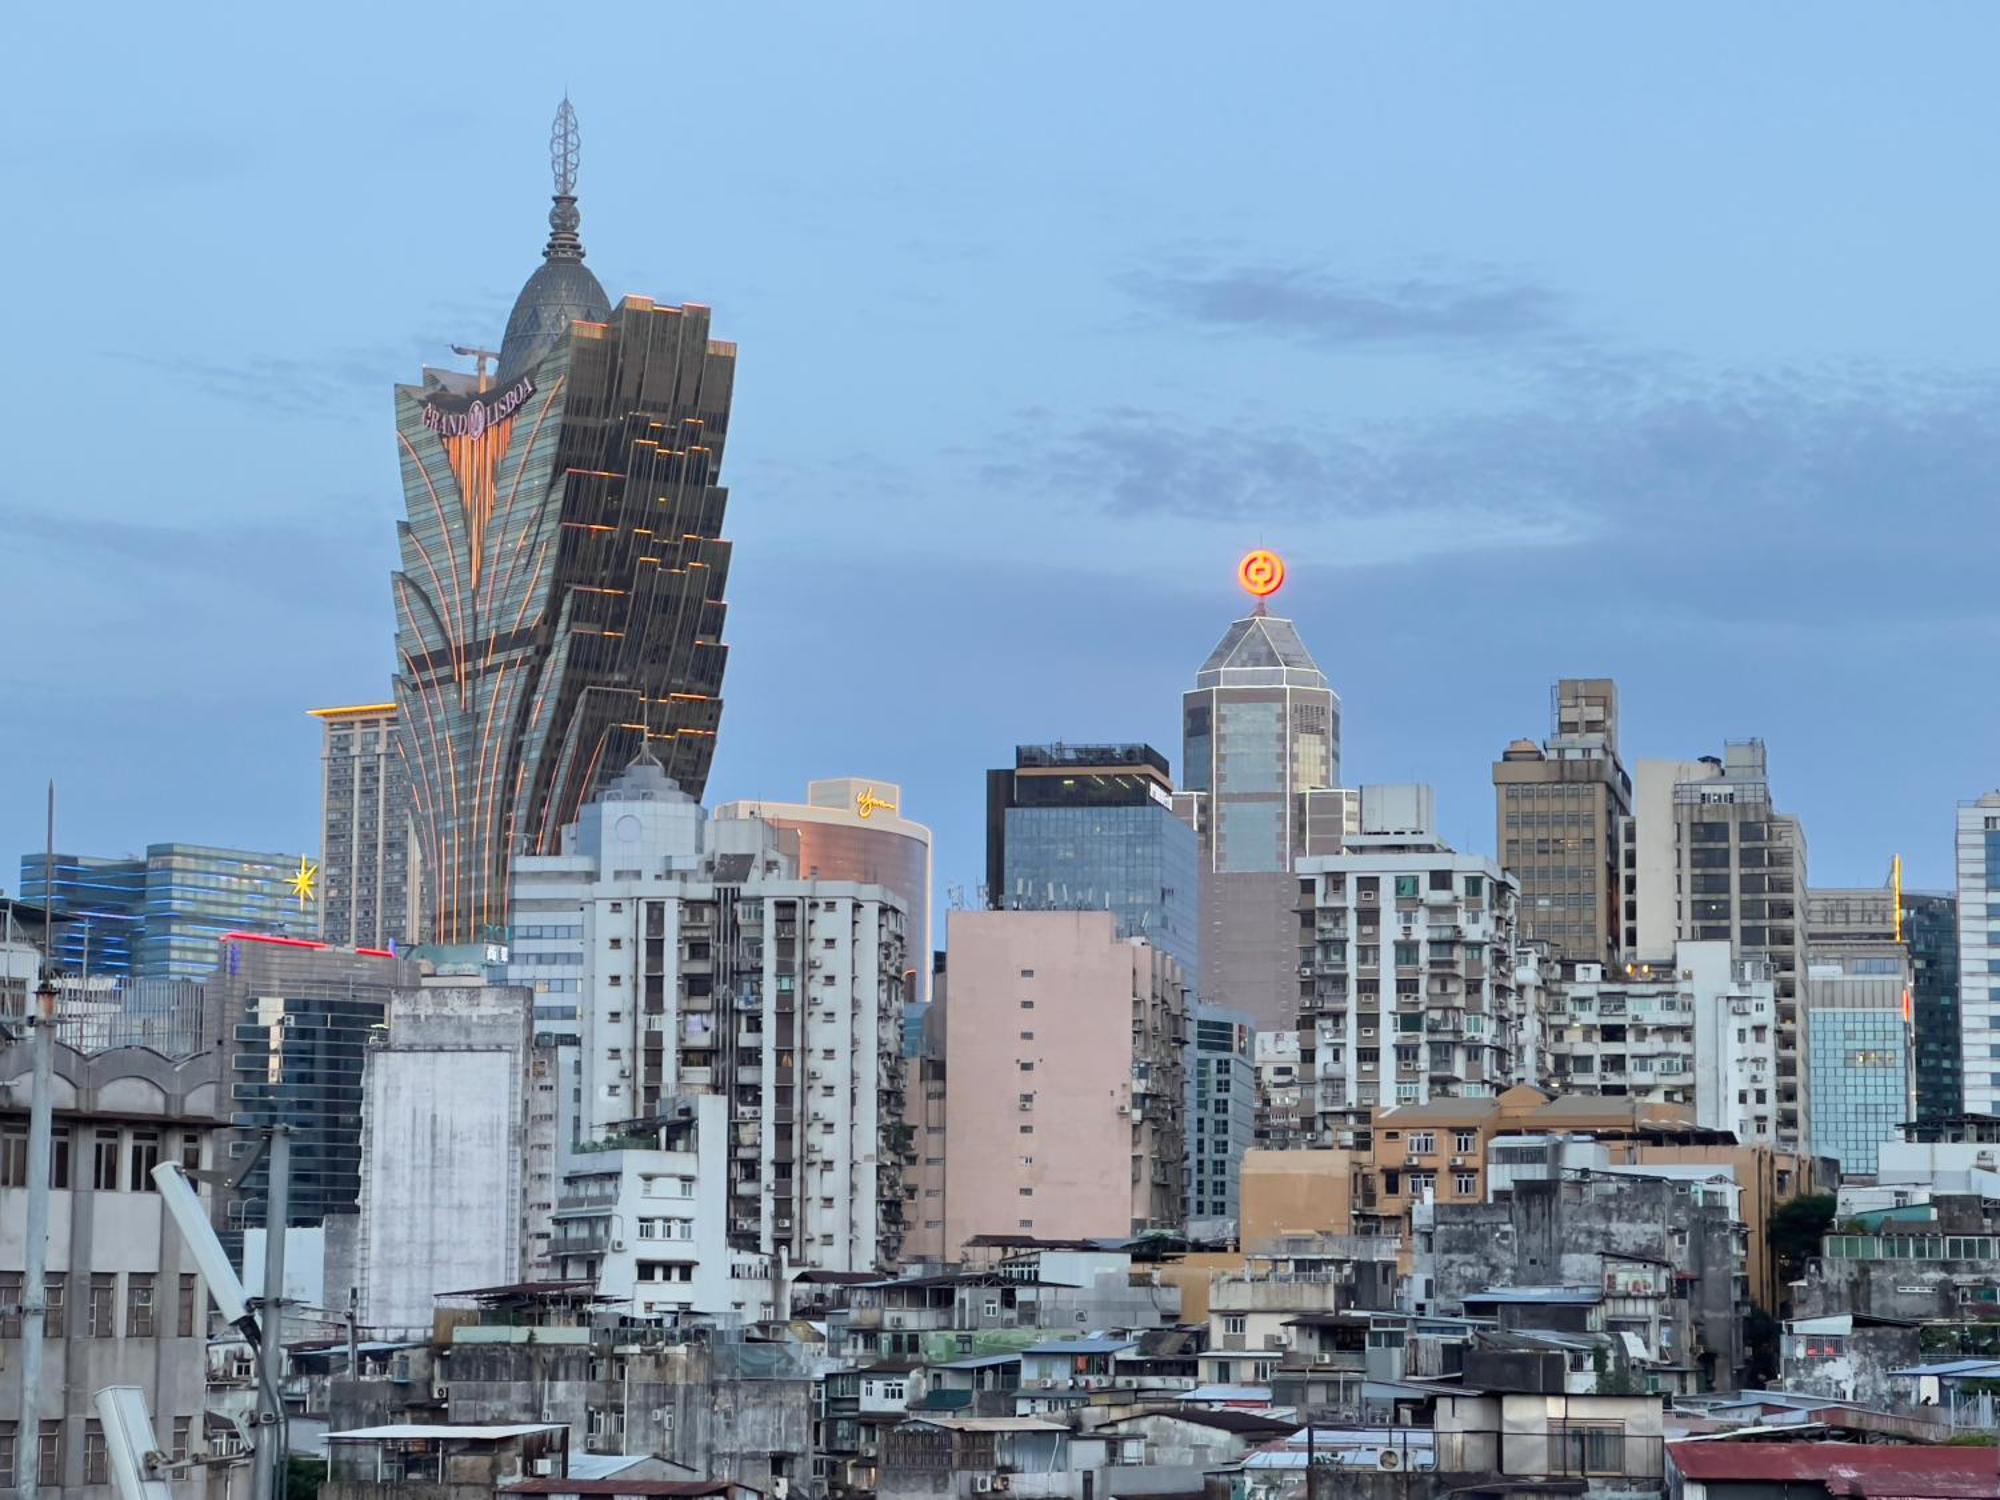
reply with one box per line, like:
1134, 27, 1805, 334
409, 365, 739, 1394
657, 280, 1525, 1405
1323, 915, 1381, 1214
450, 344, 502, 391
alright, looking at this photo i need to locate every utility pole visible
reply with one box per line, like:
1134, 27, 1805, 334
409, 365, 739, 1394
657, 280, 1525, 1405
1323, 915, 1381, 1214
17, 783, 59, 1500
254, 1126, 293, 1500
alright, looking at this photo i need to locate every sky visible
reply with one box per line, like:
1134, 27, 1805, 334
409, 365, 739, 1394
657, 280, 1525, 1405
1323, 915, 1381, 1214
5, 3, 1999, 927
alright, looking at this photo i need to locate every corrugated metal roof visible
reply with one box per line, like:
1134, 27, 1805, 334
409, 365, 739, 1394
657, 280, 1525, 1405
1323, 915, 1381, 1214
901, 1417, 1068, 1433
501, 1484, 745, 1497
327, 1424, 563, 1441
1463, 1286, 1602, 1304
1889, 1359, 2000, 1378
1024, 1337, 1136, 1355
1668, 1441, 2000, 1497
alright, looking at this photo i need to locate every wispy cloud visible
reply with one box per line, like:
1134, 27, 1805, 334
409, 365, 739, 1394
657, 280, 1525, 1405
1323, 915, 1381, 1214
1119, 259, 1565, 350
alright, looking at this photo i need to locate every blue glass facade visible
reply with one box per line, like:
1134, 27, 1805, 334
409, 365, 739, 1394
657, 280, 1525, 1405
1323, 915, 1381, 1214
18, 853, 145, 975
1808, 1004, 1913, 1175
999, 804, 1199, 976
987, 745, 1201, 980
21, 845, 310, 981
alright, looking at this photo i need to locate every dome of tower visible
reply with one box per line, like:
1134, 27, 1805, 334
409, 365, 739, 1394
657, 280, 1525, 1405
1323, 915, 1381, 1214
498, 257, 611, 381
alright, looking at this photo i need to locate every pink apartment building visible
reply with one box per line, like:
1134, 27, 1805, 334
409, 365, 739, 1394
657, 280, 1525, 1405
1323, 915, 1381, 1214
943, 910, 1188, 1257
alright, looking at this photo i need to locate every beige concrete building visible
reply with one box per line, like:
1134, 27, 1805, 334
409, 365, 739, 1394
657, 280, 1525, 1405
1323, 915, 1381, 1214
1239, 1148, 1357, 1249
1494, 678, 1630, 966
943, 911, 1187, 1255
1670, 742, 1810, 1151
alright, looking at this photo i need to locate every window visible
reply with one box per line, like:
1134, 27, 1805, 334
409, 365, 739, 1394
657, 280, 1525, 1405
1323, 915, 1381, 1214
170, 1417, 192, 1465
129, 1130, 161, 1190
1408, 1133, 1436, 1155
179, 1131, 202, 1173
37, 1420, 60, 1487
44, 1274, 64, 1338
1554, 1425, 1623, 1475
1394, 875, 1421, 899
92, 1130, 122, 1190
0, 1421, 14, 1487
89, 1273, 116, 1338
1223, 1315, 1247, 1335
50, 1125, 69, 1189
1456, 1173, 1479, 1195
178, 1274, 199, 1338
125, 1273, 156, 1338
83, 1419, 108, 1484
0, 1127, 24, 1187
0, 1273, 19, 1337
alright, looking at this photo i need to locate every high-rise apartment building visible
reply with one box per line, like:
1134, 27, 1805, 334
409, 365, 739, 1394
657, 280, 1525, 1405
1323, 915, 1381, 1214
28, 845, 316, 982
985, 743, 1200, 977
1493, 678, 1630, 966
1904, 891, 1961, 1119
210, 934, 417, 1249
1626, 758, 1720, 956
1955, 794, 2000, 1115
1803, 888, 1915, 1176
1188, 1003, 1255, 1230
310, 702, 418, 949
1294, 785, 1540, 1144
943, 910, 1187, 1252
508, 755, 909, 1273
393, 101, 734, 944
1178, 572, 1341, 1030
1544, 940, 1779, 1145
715, 778, 932, 1006
1669, 742, 1810, 1150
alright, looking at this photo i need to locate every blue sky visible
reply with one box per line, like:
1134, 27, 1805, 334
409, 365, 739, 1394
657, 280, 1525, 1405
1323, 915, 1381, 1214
5, 3, 1998, 921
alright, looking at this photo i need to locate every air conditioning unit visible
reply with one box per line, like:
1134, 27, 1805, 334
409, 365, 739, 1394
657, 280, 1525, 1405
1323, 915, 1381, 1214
974, 1479, 994, 1494
650, 1409, 671, 1425
432, 1385, 449, 1401
541, 1409, 557, 1422
1377, 1450, 1402, 1471
532, 1459, 559, 1477
611, 1239, 626, 1253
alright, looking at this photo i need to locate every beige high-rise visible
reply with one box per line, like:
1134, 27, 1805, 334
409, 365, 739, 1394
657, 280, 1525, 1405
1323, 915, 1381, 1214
1493, 678, 1629, 966
1669, 741, 1810, 1151
943, 911, 1187, 1256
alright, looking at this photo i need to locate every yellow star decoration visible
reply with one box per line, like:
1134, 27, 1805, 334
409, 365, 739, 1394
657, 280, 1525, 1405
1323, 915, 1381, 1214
289, 856, 319, 907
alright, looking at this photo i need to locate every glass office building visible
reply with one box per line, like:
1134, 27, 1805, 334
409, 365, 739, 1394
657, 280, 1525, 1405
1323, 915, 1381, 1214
985, 744, 1199, 977
392, 102, 734, 944
1905, 892, 1961, 1120
1806, 972, 1915, 1176
22, 844, 312, 982
17, 853, 146, 975
213, 936, 416, 1250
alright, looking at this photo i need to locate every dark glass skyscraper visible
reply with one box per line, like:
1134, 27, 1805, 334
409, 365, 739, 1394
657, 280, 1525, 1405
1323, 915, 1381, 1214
985, 743, 1199, 976
1906, 891, 1962, 1119
393, 101, 733, 943
212, 936, 416, 1249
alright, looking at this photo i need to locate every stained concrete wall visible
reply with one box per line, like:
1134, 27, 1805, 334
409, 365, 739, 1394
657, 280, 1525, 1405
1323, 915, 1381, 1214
356, 984, 536, 1333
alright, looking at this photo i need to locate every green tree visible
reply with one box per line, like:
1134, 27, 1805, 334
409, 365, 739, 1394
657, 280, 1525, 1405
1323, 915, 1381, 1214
284, 1457, 326, 1500
1769, 1192, 1838, 1294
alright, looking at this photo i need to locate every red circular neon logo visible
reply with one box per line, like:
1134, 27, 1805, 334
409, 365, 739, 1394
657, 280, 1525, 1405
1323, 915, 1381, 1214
1238, 550, 1286, 599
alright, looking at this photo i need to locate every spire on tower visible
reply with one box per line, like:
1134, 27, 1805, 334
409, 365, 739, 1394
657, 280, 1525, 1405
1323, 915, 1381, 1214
544, 96, 586, 263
